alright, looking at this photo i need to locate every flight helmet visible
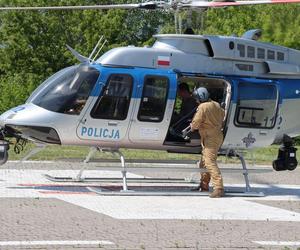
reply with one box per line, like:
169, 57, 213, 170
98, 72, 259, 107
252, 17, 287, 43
192, 87, 209, 103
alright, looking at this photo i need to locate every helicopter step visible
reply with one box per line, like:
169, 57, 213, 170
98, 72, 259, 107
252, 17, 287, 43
43, 147, 270, 197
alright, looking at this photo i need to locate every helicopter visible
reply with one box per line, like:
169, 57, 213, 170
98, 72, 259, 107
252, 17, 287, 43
0, 0, 300, 195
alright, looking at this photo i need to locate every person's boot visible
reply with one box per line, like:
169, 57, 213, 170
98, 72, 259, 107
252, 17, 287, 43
200, 182, 209, 192
209, 188, 224, 198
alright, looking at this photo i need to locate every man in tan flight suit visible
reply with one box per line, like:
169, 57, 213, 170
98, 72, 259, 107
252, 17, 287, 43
190, 87, 225, 198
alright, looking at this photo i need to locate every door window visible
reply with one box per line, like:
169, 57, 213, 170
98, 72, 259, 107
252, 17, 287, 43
91, 74, 133, 120
138, 76, 169, 122
235, 82, 278, 128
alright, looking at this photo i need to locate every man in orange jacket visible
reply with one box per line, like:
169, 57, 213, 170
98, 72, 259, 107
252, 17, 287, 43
190, 87, 225, 198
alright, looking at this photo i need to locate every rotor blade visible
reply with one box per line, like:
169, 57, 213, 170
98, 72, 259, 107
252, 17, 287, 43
0, 2, 161, 11
181, 0, 300, 9
1, 0, 299, 12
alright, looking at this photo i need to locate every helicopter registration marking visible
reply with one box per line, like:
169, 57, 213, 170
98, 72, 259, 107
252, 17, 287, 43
81, 126, 120, 139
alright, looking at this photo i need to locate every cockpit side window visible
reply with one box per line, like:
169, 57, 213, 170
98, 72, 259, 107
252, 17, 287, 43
91, 74, 133, 120
32, 66, 99, 115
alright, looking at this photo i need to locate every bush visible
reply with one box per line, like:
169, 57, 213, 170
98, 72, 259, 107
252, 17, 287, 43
0, 73, 42, 113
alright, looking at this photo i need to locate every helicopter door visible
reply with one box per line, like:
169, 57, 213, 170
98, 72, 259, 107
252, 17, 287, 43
223, 79, 279, 149
128, 72, 177, 145
76, 73, 134, 143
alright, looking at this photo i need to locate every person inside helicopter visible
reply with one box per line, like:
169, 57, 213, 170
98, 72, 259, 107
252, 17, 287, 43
166, 77, 228, 145
172, 82, 198, 124
167, 82, 198, 142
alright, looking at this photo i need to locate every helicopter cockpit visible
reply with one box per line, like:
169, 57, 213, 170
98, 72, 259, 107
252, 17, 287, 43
27, 65, 100, 115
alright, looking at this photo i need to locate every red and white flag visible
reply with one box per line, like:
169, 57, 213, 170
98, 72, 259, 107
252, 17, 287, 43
157, 56, 170, 66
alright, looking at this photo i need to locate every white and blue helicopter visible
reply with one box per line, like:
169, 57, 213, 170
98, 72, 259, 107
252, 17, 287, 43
0, 0, 299, 195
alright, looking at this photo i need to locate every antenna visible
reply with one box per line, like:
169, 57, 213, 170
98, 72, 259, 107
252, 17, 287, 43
88, 35, 104, 61
86, 35, 108, 62
174, 10, 179, 33
178, 12, 182, 34
92, 39, 108, 61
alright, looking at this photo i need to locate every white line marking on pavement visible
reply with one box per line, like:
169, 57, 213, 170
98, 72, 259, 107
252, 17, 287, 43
0, 240, 114, 246
253, 241, 300, 246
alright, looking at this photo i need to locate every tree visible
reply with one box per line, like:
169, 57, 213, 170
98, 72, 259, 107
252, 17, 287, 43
2, 1, 300, 114
0, 0, 172, 113
201, 4, 300, 49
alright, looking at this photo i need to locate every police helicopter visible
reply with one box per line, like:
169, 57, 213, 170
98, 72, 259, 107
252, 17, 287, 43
0, 0, 300, 196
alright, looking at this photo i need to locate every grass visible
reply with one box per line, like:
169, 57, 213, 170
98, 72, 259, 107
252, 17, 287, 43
5, 142, 292, 165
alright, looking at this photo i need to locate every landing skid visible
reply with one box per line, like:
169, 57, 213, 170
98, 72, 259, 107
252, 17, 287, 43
44, 175, 191, 184
44, 147, 268, 197
87, 187, 264, 197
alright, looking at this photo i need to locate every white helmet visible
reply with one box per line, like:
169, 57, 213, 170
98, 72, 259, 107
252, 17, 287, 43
193, 87, 209, 102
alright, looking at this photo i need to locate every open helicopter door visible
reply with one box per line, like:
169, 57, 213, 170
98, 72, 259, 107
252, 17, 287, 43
223, 78, 280, 149
128, 70, 177, 146
163, 75, 231, 153
76, 68, 136, 145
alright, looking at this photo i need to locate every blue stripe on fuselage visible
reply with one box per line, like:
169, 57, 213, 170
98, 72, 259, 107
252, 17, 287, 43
224, 76, 300, 104
89, 65, 177, 100
277, 79, 300, 100
88, 65, 300, 103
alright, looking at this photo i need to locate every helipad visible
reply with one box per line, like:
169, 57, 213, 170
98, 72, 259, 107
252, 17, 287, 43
0, 161, 299, 249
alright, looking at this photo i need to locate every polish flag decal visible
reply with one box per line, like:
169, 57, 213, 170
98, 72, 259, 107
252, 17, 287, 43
157, 56, 170, 66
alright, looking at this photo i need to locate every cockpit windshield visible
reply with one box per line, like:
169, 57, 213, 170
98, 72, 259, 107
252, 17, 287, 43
31, 65, 100, 115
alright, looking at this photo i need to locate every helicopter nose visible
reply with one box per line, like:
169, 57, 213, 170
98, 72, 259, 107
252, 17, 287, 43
0, 104, 29, 126
0, 108, 16, 128
0, 104, 61, 144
